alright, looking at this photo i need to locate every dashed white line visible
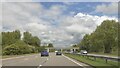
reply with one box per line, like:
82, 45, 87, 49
63, 55, 83, 66
39, 65, 42, 66
35, 56, 38, 58
47, 58, 49, 60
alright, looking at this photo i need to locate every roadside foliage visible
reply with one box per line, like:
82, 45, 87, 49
78, 20, 119, 54
2, 30, 43, 55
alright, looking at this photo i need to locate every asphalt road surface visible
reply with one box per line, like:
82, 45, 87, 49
2, 53, 91, 68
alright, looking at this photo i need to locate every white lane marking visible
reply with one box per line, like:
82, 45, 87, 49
47, 58, 49, 60
35, 56, 38, 58
39, 65, 42, 66
37, 65, 42, 68
2, 56, 25, 60
63, 55, 83, 66
0, 64, 2, 67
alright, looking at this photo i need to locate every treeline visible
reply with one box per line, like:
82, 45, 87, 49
78, 20, 119, 54
2, 30, 45, 55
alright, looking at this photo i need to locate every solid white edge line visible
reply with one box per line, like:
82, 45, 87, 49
62, 55, 83, 66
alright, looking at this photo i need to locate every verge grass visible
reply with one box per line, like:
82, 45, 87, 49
64, 53, 119, 68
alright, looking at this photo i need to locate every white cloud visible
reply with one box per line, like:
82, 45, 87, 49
26, 23, 47, 31
43, 5, 66, 20
65, 13, 117, 35
66, 24, 92, 34
63, 2, 78, 5
95, 3, 118, 14
2, 2, 118, 48
1, 0, 32, 2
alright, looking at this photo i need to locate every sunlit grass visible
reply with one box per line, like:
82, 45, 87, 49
89, 52, 118, 57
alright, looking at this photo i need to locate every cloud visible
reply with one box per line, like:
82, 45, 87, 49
59, 12, 117, 47
1, 0, 32, 2
2, 2, 68, 47
25, 23, 47, 31
66, 24, 92, 34
65, 13, 117, 34
63, 2, 78, 5
43, 5, 66, 20
95, 3, 118, 14
2, 2, 118, 48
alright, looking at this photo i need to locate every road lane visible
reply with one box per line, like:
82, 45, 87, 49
3, 54, 47, 66
42, 53, 87, 66
2, 53, 90, 68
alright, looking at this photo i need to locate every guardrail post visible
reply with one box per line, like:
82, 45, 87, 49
94, 57, 96, 61
87, 56, 89, 59
105, 58, 108, 63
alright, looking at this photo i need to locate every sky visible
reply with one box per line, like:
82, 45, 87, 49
2, 2, 118, 48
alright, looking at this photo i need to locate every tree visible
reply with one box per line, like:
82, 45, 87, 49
30, 36, 40, 47
79, 34, 91, 52
97, 20, 118, 53
2, 30, 21, 47
3, 40, 33, 55
23, 32, 41, 47
79, 20, 118, 53
23, 32, 32, 45
2, 30, 43, 55
72, 44, 78, 47
48, 43, 53, 47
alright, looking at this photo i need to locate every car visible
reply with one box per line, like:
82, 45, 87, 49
80, 50, 87, 55
55, 51, 58, 53
56, 52, 62, 55
41, 51, 49, 57
69, 51, 73, 54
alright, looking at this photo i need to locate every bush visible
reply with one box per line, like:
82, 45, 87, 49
3, 40, 34, 55
37, 46, 45, 52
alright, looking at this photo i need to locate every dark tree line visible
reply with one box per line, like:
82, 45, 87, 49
23, 32, 40, 47
2, 30, 21, 47
2, 30, 43, 55
78, 20, 119, 53
48, 43, 53, 47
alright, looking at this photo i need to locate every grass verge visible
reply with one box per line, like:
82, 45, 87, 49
64, 53, 119, 68
89, 52, 118, 57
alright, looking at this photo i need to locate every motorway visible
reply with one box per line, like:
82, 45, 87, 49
2, 53, 90, 68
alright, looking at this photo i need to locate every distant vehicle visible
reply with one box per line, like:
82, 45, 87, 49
64, 51, 69, 53
41, 51, 49, 57
56, 52, 62, 55
69, 51, 73, 54
80, 50, 87, 54
55, 51, 58, 53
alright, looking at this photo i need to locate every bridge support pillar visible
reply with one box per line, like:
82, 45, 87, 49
47, 48, 49, 52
